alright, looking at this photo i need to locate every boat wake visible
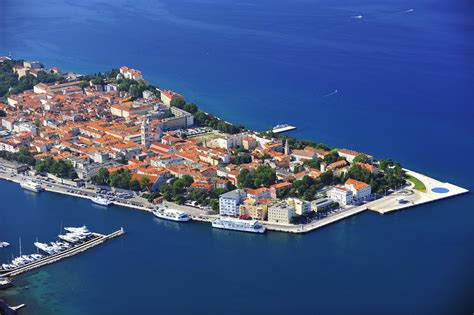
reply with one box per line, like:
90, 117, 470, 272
351, 15, 363, 19
398, 8, 414, 14
323, 89, 339, 97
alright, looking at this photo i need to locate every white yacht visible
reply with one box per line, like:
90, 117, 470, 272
153, 207, 190, 222
20, 180, 44, 193
1, 264, 14, 271
212, 217, 266, 233
58, 234, 82, 244
34, 242, 59, 255
91, 196, 112, 206
64, 226, 88, 233
0, 241, 9, 248
0, 277, 12, 289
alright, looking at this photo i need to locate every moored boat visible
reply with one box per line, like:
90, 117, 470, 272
212, 217, 266, 233
0, 277, 12, 290
153, 207, 190, 222
91, 196, 112, 206
20, 180, 44, 193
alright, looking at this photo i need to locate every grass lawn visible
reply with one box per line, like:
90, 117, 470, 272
407, 175, 427, 192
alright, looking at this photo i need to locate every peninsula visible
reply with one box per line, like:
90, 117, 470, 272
0, 57, 469, 234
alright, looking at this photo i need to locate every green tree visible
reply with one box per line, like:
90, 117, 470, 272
353, 154, 371, 164
348, 164, 371, 183
92, 168, 109, 185
140, 176, 151, 190
130, 179, 141, 191
170, 98, 186, 108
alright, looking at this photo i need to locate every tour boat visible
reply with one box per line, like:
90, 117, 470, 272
91, 196, 112, 206
20, 180, 44, 193
212, 217, 266, 233
272, 124, 296, 133
153, 207, 190, 222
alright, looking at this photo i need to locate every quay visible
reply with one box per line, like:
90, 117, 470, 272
0, 228, 125, 278
0, 163, 469, 235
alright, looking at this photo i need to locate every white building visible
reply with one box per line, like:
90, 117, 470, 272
219, 189, 247, 217
286, 198, 311, 215
327, 186, 353, 206
267, 202, 296, 224
119, 66, 143, 80
345, 178, 371, 202
160, 89, 184, 107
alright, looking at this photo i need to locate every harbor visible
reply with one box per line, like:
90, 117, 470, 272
0, 228, 125, 278
0, 163, 469, 236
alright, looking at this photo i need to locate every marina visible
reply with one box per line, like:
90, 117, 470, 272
0, 227, 125, 278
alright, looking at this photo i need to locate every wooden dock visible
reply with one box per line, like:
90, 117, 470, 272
0, 228, 125, 278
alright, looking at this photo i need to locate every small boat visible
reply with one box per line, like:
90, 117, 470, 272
0, 277, 13, 290
91, 196, 112, 206
153, 207, 190, 222
0, 241, 9, 248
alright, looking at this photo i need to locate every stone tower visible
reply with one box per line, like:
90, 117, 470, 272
141, 117, 150, 148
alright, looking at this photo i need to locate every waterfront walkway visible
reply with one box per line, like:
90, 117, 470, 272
0, 228, 125, 278
0, 163, 469, 235
368, 169, 469, 214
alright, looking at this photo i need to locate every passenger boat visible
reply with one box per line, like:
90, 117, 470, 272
272, 124, 296, 133
212, 217, 266, 233
91, 196, 112, 206
153, 207, 190, 222
20, 180, 44, 192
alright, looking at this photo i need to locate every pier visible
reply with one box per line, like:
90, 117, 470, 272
0, 228, 125, 278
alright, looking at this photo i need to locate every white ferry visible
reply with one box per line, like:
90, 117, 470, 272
212, 217, 266, 233
272, 124, 296, 134
91, 196, 112, 206
153, 207, 190, 222
20, 180, 44, 193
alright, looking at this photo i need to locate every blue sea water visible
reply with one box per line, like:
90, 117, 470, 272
1, 0, 473, 314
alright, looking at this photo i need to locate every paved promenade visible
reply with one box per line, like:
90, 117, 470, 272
368, 169, 469, 214
0, 164, 469, 234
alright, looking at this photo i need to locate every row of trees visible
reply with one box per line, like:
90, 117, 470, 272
277, 135, 331, 151
0, 148, 36, 166
193, 111, 244, 134
347, 162, 406, 194
35, 158, 77, 179
237, 165, 277, 189
170, 99, 198, 114
91, 168, 151, 191
286, 172, 340, 201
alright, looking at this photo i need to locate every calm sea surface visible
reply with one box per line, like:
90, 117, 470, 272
1, 0, 473, 314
